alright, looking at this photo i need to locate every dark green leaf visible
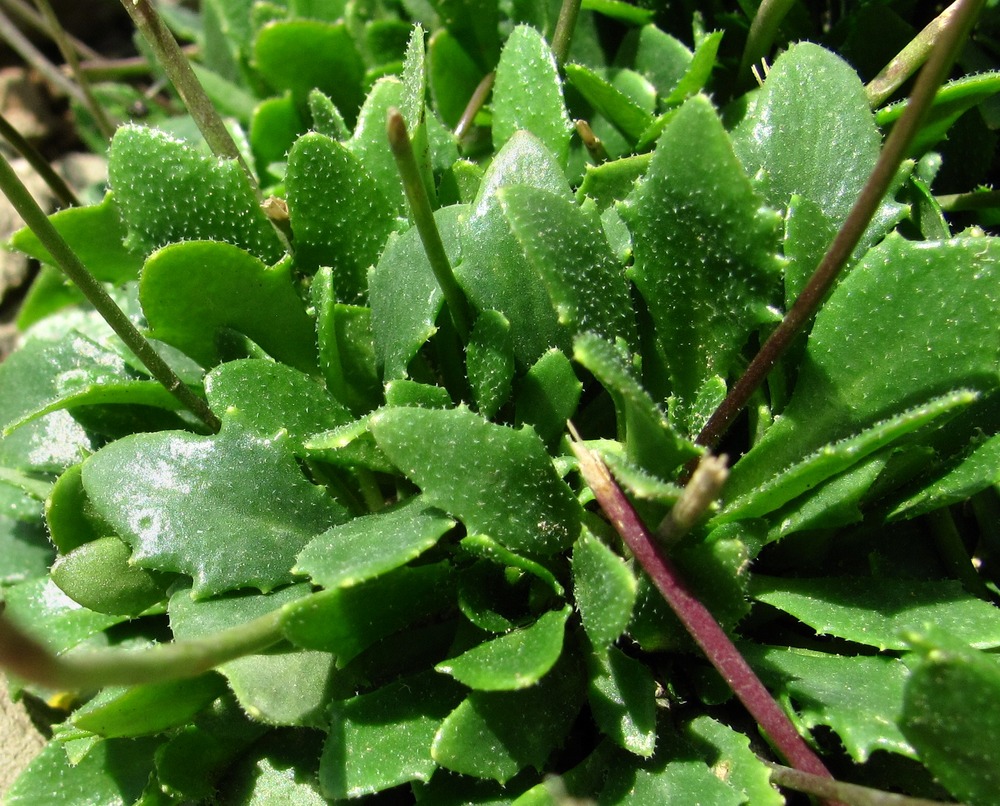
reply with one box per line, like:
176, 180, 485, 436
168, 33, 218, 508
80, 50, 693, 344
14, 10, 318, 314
586, 646, 656, 757
901, 630, 1000, 805
428, 29, 483, 128
572, 530, 637, 649
370, 406, 581, 555
685, 716, 782, 805
622, 94, 782, 434
514, 348, 582, 447
321, 672, 466, 798
467, 310, 515, 419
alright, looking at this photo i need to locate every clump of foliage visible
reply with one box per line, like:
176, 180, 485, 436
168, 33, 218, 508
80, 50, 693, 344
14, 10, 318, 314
1, 0, 1000, 803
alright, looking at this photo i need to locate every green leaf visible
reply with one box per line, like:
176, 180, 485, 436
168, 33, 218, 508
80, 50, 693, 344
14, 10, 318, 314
0, 516, 52, 586
661, 31, 722, 106
457, 132, 571, 365
436, 607, 569, 690
576, 153, 651, 211
346, 78, 407, 212
901, 630, 1000, 805
295, 497, 455, 588
514, 348, 582, 448
622, 94, 782, 434
572, 530, 637, 649
890, 434, 1000, 520
169, 582, 334, 726
45, 463, 115, 554
501, 186, 637, 347
140, 242, 318, 373
370, 205, 466, 380
370, 406, 581, 555
70, 674, 227, 738
426, 0, 499, 72
428, 29, 483, 128
582, 0, 653, 25
719, 390, 976, 524
564, 63, 654, 143
733, 43, 880, 228
4, 737, 161, 806
726, 234, 1000, 498
459, 533, 564, 596
308, 89, 349, 140
285, 132, 397, 298
82, 423, 346, 598
0, 576, 124, 653
205, 359, 351, 452
573, 333, 699, 479
745, 644, 913, 762
400, 25, 427, 130
253, 20, 364, 123
9, 193, 141, 284
108, 125, 283, 263
432, 652, 585, 782
51, 536, 175, 616
385, 380, 453, 409
685, 716, 783, 805
466, 310, 515, 419
585, 646, 656, 757
493, 26, 571, 166
321, 672, 466, 798
0, 331, 179, 436
249, 91, 306, 183
280, 562, 455, 664
751, 575, 1000, 652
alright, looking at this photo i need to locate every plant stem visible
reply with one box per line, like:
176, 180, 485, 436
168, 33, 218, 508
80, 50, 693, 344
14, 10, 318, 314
0, 609, 283, 689
117, 0, 254, 187
550, 0, 582, 67
0, 110, 79, 207
455, 71, 494, 141
569, 434, 841, 802
387, 107, 472, 340
32, 0, 116, 140
0, 6, 87, 104
0, 0, 101, 60
765, 762, 960, 806
0, 151, 222, 432
866, 1, 963, 107
76, 48, 201, 80
737, 0, 795, 90
695, 0, 985, 455
575, 119, 609, 164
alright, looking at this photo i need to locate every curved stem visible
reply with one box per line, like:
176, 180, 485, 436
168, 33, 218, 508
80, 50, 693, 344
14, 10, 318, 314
32, 0, 116, 140
0, 151, 222, 432
388, 108, 471, 340
866, 1, 962, 107
551, 0, 582, 68
0, 6, 87, 104
0, 609, 283, 689
0, 0, 101, 60
0, 110, 79, 207
696, 0, 985, 455
765, 762, 960, 806
455, 71, 494, 141
737, 0, 796, 90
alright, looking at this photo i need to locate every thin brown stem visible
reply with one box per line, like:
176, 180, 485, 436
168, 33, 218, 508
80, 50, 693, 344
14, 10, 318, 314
575, 119, 609, 164
0, 109, 79, 207
0, 0, 100, 59
455, 71, 494, 141
0, 6, 87, 104
550, 0, 582, 67
695, 0, 985, 456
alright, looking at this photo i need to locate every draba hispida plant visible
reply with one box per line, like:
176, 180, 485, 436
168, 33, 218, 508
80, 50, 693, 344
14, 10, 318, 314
1, 0, 1000, 803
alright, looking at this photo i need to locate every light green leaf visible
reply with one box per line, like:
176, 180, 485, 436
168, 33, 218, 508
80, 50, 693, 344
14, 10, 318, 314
285, 132, 398, 299
295, 497, 455, 588
565, 63, 654, 143
501, 186, 637, 348
140, 242, 318, 373
253, 20, 364, 122
493, 26, 571, 165
514, 348, 582, 447
746, 644, 914, 762
436, 607, 569, 690
751, 575, 1000, 652
726, 234, 1000, 499
662, 31, 722, 106
400, 25, 427, 130
466, 310, 514, 420
733, 42, 881, 228
82, 423, 346, 598
346, 78, 407, 212
622, 95, 782, 434
321, 672, 465, 798
108, 125, 283, 263
427, 29, 483, 128
370, 406, 581, 555
572, 530, 637, 649
902, 630, 1000, 805
370, 205, 466, 380
457, 132, 571, 365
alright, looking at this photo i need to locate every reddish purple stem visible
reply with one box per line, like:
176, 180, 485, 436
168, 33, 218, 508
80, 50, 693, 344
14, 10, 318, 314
572, 441, 842, 801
